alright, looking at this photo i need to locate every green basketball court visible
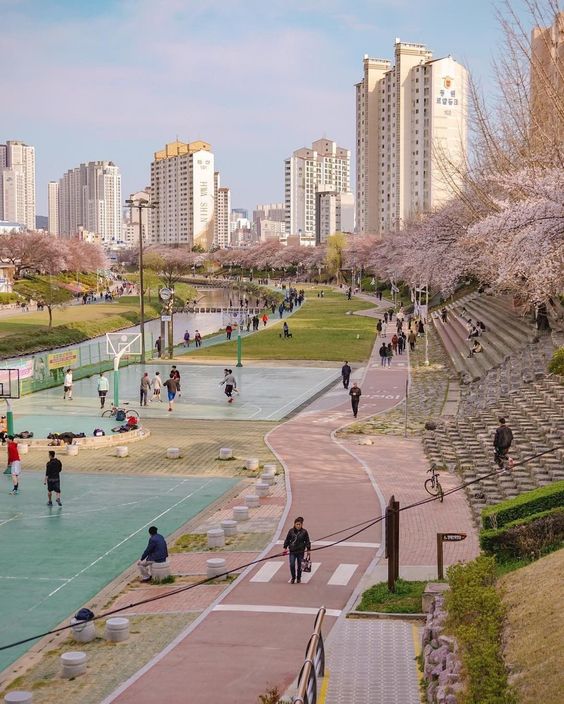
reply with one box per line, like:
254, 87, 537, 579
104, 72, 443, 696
0, 472, 237, 673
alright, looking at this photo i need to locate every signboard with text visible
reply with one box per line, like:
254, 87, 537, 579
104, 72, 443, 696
47, 349, 79, 371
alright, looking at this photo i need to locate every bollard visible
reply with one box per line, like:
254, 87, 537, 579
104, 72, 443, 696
115, 446, 128, 458
17, 444, 29, 455
4, 693, 33, 704
244, 458, 259, 471
207, 528, 225, 548
221, 519, 238, 537
262, 463, 277, 474
255, 481, 271, 498
207, 558, 227, 580
219, 447, 233, 460
166, 447, 181, 459
260, 472, 275, 486
66, 444, 79, 456
60, 651, 88, 678
233, 506, 249, 522
70, 618, 96, 643
244, 494, 260, 508
151, 561, 171, 581
105, 617, 130, 642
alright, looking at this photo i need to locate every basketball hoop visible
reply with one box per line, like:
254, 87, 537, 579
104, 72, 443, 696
106, 333, 142, 406
0, 368, 20, 445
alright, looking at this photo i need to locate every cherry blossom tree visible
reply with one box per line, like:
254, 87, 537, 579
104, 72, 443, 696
0, 231, 61, 278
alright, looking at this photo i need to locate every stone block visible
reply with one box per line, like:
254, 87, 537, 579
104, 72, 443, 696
262, 463, 277, 474
260, 472, 275, 486
233, 506, 249, 521
219, 447, 233, 460
66, 444, 79, 456
207, 557, 227, 580
255, 481, 270, 497
422, 583, 450, 613
70, 617, 96, 643
244, 494, 260, 508
151, 561, 171, 581
221, 519, 237, 536
105, 617, 129, 642
60, 651, 87, 678
244, 458, 259, 471
115, 446, 128, 458
166, 447, 181, 459
207, 528, 225, 548
4, 693, 33, 704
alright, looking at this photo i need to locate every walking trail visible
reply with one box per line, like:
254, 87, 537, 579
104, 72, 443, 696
103, 294, 477, 704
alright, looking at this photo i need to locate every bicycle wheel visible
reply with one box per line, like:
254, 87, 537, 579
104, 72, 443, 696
436, 480, 444, 503
101, 410, 113, 418
127, 409, 140, 419
424, 478, 438, 497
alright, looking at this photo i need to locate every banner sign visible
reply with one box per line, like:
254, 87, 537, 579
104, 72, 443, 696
3, 358, 34, 380
47, 349, 79, 370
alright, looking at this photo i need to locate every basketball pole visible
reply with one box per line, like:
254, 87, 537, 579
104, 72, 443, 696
6, 399, 14, 435
113, 356, 121, 407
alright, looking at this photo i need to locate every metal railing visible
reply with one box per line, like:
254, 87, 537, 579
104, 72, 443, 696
293, 607, 326, 704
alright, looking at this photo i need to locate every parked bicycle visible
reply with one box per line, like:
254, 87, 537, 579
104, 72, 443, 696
424, 464, 444, 502
101, 405, 140, 420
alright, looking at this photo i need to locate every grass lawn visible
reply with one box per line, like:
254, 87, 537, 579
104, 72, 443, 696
184, 289, 378, 362
356, 579, 426, 613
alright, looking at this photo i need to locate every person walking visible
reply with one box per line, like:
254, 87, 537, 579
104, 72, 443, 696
137, 526, 168, 582
376, 320, 382, 336
418, 319, 425, 337
397, 332, 405, 355
7, 436, 21, 495
219, 369, 237, 403
441, 307, 448, 323
494, 417, 513, 467
408, 330, 416, 351
183, 330, 191, 347
140, 372, 151, 406
341, 361, 352, 389
261, 313, 268, 327
170, 365, 181, 396
349, 382, 362, 418
379, 342, 387, 367
386, 342, 394, 367
384, 311, 389, 324
283, 517, 311, 584
152, 371, 162, 402
63, 368, 73, 400
155, 336, 163, 358
194, 330, 202, 348
44, 450, 62, 507
97, 372, 109, 408
391, 333, 398, 354
226, 324, 233, 340
163, 374, 179, 412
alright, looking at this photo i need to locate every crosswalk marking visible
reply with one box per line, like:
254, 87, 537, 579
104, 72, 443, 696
300, 562, 321, 583
250, 562, 284, 583
328, 563, 358, 586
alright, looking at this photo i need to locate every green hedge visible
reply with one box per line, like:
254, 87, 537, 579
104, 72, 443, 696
548, 347, 564, 376
0, 292, 21, 304
445, 556, 515, 704
481, 481, 564, 530
480, 507, 564, 560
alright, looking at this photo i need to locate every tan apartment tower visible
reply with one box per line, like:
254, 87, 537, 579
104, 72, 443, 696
356, 40, 468, 235
213, 171, 231, 248
47, 181, 59, 234
531, 11, 564, 145
0, 140, 36, 229
150, 140, 215, 249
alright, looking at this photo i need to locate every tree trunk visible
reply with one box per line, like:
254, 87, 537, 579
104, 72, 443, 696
47, 305, 53, 329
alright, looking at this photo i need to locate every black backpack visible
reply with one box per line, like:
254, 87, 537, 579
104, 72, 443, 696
116, 409, 126, 422
75, 607, 94, 622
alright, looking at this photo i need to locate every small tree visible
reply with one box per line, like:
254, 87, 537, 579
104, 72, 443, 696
325, 232, 347, 283
15, 278, 74, 329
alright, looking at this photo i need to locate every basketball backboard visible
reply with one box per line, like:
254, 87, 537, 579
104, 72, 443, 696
0, 368, 21, 399
106, 332, 142, 358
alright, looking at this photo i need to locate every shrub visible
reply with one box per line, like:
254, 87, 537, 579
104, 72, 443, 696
548, 347, 564, 376
481, 481, 564, 530
0, 292, 21, 304
445, 556, 515, 704
480, 507, 564, 561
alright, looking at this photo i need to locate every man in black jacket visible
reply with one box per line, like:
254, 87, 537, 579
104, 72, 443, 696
494, 418, 513, 467
137, 526, 169, 582
283, 517, 311, 584
349, 382, 362, 418
44, 450, 62, 507
341, 361, 352, 389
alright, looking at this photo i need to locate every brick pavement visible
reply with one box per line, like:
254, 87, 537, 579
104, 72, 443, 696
110, 583, 226, 615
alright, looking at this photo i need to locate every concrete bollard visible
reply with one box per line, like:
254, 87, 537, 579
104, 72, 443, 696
60, 651, 88, 678
151, 561, 171, 582
255, 481, 271, 498
233, 505, 249, 522
17, 443, 29, 455
219, 447, 233, 460
244, 458, 259, 471
115, 446, 128, 458
245, 494, 260, 509
4, 693, 33, 704
262, 463, 277, 474
221, 519, 238, 537
105, 617, 130, 642
260, 472, 275, 486
66, 444, 79, 456
207, 558, 227, 580
166, 447, 181, 459
70, 618, 96, 643
207, 528, 225, 548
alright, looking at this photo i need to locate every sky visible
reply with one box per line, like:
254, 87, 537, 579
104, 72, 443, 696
0, 0, 528, 215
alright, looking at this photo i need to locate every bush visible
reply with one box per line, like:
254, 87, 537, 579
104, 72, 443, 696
548, 347, 564, 375
480, 508, 564, 561
0, 292, 21, 304
481, 481, 564, 529
446, 556, 515, 704
357, 579, 426, 613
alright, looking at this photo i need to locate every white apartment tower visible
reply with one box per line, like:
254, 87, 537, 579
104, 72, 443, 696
0, 140, 36, 229
213, 172, 231, 249
123, 188, 152, 246
150, 140, 215, 249
47, 181, 59, 235
253, 203, 286, 242
356, 41, 468, 235
285, 138, 351, 246
57, 161, 122, 243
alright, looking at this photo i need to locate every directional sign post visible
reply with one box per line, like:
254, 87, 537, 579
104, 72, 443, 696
437, 532, 467, 580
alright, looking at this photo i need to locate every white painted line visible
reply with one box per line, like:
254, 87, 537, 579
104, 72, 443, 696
250, 562, 284, 583
213, 604, 341, 617
300, 562, 321, 583
328, 563, 358, 586
275, 540, 380, 549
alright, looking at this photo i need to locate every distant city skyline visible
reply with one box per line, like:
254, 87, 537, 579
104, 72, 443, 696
1, 0, 530, 216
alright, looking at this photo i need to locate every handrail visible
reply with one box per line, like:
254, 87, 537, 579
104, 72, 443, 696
293, 606, 326, 704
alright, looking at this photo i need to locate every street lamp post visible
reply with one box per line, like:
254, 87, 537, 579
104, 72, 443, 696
125, 198, 157, 364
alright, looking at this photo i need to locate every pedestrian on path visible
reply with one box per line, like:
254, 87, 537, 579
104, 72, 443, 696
376, 320, 382, 335
398, 333, 405, 355
262, 313, 268, 327
226, 324, 233, 340
63, 369, 73, 400
163, 374, 179, 412
283, 517, 311, 584
384, 311, 388, 323
391, 334, 398, 354
441, 307, 448, 323
195, 330, 202, 347
386, 342, 394, 367
155, 336, 163, 358
170, 366, 181, 396
7, 436, 21, 494
494, 418, 513, 467
137, 526, 168, 582
44, 450, 62, 506
97, 372, 109, 408
408, 331, 416, 351
349, 382, 362, 418
219, 369, 237, 403
140, 372, 151, 406
183, 330, 191, 347
418, 319, 425, 337
379, 343, 387, 367
152, 371, 162, 402
341, 361, 351, 389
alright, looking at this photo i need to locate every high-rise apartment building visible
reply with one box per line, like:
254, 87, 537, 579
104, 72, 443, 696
0, 140, 36, 229
57, 161, 122, 243
150, 140, 215, 249
47, 181, 59, 235
531, 11, 564, 144
316, 191, 355, 244
356, 41, 468, 235
253, 203, 286, 242
122, 188, 152, 246
285, 138, 351, 246
213, 172, 231, 249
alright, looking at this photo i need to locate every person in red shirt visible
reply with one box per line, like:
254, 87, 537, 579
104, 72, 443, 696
7, 436, 21, 495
